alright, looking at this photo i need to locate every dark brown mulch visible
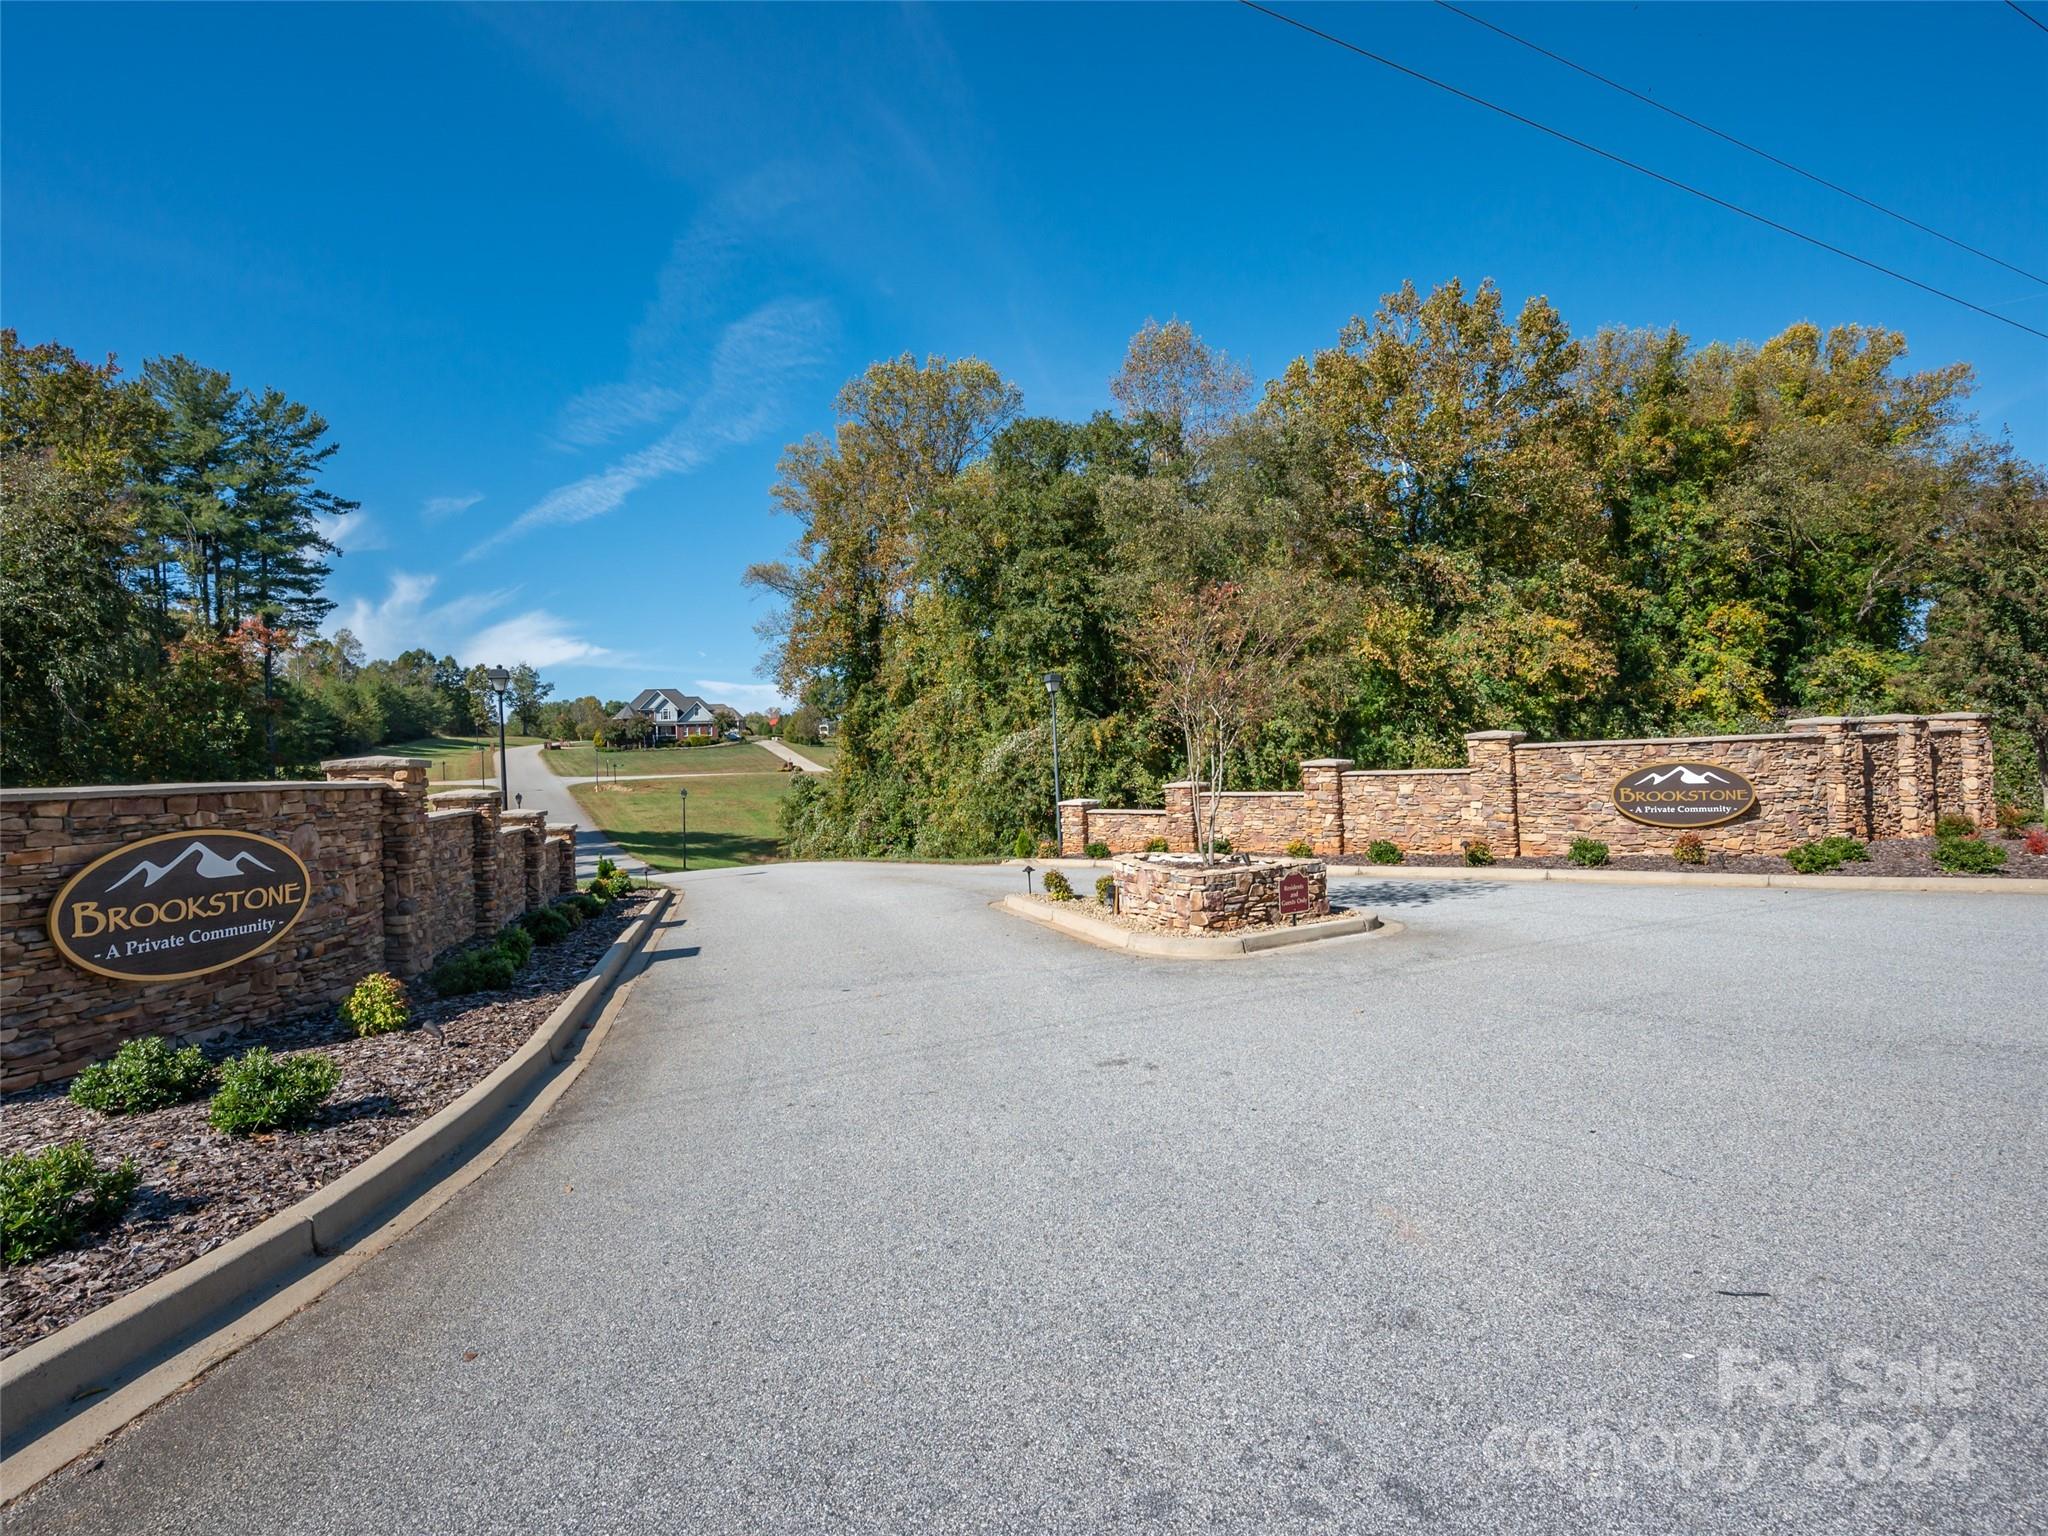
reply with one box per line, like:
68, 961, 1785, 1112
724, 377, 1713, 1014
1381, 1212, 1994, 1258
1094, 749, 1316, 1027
1379, 834, 2048, 880
0, 892, 655, 1360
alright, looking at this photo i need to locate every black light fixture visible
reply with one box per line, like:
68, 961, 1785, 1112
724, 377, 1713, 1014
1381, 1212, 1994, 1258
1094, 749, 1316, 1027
1043, 672, 1063, 856
485, 665, 512, 809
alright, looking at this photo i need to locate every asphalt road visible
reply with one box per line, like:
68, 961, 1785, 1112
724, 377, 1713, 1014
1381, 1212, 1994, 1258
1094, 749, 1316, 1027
11, 866, 2045, 1533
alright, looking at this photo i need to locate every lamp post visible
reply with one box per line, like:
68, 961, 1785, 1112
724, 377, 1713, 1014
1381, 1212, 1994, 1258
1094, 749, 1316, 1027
678, 785, 689, 872
485, 665, 512, 809
1044, 672, 1063, 855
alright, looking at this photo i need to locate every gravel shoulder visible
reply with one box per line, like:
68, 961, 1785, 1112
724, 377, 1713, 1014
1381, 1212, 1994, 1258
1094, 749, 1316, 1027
0, 892, 656, 1359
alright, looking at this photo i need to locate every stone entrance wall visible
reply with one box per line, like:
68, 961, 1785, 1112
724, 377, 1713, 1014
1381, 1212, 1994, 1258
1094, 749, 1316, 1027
1, 757, 581, 1091
1112, 856, 1329, 933
1060, 713, 1997, 862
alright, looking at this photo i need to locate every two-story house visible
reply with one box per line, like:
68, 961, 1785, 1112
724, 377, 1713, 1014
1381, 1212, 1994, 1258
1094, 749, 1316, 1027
611, 689, 721, 742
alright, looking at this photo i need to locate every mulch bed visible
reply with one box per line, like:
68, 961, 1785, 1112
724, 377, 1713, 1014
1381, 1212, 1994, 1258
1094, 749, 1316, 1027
0, 891, 656, 1361
1374, 834, 2048, 880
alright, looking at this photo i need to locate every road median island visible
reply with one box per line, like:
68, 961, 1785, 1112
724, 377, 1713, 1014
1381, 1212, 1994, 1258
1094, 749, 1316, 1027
997, 892, 1389, 958
0, 888, 674, 1500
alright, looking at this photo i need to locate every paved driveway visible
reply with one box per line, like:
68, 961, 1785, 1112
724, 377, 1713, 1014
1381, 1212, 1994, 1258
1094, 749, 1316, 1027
11, 867, 2044, 1533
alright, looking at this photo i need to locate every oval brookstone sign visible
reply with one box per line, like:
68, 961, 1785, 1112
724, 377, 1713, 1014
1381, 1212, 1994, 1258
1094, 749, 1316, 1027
1611, 761, 1758, 830
48, 830, 313, 982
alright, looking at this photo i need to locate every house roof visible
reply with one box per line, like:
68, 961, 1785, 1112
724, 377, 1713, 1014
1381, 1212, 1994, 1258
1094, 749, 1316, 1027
610, 688, 723, 722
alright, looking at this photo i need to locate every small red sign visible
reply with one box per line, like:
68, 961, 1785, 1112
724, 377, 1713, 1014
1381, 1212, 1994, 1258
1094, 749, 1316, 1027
1278, 870, 1313, 916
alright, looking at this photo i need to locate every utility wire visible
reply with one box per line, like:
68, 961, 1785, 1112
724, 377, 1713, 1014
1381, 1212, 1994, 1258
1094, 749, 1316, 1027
1434, 0, 2047, 289
1235, 1, 2048, 342
2007, 2, 2048, 38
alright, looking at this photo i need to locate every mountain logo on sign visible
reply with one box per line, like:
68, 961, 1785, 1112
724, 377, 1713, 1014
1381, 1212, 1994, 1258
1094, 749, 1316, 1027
105, 841, 275, 890
1637, 766, 1730, 786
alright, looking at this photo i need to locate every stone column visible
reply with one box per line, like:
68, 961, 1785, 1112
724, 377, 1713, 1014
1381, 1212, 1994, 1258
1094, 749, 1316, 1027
1929, 712, 1998, 829
322, 755, 432, 977
1058, 799, 1100, 856
1299, 759, 1352, 857
503, 810, 549, 911
546, 825, 578, 896
430, 789, 502, 938
1163, 782, 1202, 853
1462, 731, 1526, 857
1787, 717, 1864, 838
1890, 717, 1935, 837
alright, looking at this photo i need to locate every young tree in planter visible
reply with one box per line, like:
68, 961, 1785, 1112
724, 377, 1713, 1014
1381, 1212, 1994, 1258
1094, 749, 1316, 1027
1924, 449, 2048, 818
1124, 580, 1304, 864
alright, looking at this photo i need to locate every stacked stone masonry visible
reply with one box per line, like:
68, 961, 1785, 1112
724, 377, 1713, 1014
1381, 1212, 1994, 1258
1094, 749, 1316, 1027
1060, 714, 1997, 863
1, 758, 584, 1091
1112, 856, 1330, 933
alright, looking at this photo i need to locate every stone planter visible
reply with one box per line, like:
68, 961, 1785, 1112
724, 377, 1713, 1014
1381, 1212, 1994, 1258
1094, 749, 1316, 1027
1111, 854, 1329, 933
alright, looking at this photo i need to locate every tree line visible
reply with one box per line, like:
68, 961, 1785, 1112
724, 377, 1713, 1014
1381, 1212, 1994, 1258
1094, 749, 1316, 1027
748, 280, 2047, 858
0, 333, 564, 785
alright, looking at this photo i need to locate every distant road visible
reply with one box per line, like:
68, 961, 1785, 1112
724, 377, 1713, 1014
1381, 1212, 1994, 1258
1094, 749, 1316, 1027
759, 738, 828, 774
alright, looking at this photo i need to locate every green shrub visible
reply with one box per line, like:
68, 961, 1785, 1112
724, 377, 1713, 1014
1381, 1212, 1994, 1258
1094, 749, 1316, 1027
1285, 839, 1314, 859
68, 1037, 215, 1115
1366, 839, 1403, 865
595, 856, 618, 880
1210, 836, 1233, 855
1083, 841, 1110, 860
1567, 837, 1610, 868
207, 1050, 340, 1137
1461, 840, 1493, 867
1934, 836, 2007, 874
495, 924, 534, 969
1042, 870, 1075, 901
521, 905, 574, 945
1785, 836, 1869, 874
564, 891, 604, 920
338, 973, 411, 1038
1935, 813, 1977, 840
1012, 829, 1035, 858
429, 943, 520, 998
1095, 874, 1116, 905
1672, 832, 1706, 866
555, 898, 590, 928
1144, 837, 1169, 853
1, 1142, 139, 1265
1995, 801, 2031, 838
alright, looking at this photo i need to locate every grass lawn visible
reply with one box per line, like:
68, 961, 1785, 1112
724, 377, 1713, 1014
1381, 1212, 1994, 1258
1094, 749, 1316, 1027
544, 740, 785, 778
569, 773, 789, 870
384, 734, 543, 782
780, 739, 839, 768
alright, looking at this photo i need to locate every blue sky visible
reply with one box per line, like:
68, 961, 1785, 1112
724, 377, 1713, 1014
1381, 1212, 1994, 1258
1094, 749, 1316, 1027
6, 2, 2044, 710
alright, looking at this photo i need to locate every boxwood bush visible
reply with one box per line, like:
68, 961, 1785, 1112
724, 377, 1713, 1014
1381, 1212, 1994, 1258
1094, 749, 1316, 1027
1785, 836, 1869, 875
1144, 837, 1169, 853
1285, 839, 1314, 859
207, 1049, 340, 1136
1567, 837, 1610, 868
520, 905, 574, 946
1933, 836, 2006, 874
562, 892, 604, 921
1, 1142, 140, 1264
338, 973, 410, 1038
1461, 840, 1493, 867
1083, 841, 1110, 860
68, 1036, 215, 1115
1366, 839, 1403, 865
1042, 869, 1075, 901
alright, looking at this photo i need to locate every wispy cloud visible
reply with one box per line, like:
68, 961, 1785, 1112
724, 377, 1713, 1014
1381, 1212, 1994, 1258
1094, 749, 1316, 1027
468, 611, 610, 670
332, 571, 609, 669
473, 295, 832, 558
318, 510, 387, 555
694, 679, 791, 712
421, 492, 484, 522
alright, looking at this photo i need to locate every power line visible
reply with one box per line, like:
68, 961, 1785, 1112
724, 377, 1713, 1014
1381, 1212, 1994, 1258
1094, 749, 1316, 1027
2007, 2, 2048, 38
1234, 1, 2048, 343
1434, 0, 2047, 289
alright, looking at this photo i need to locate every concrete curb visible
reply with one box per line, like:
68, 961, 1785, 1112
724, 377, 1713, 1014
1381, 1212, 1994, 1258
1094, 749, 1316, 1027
997, 893, 1390, 958
0, 888, 673, 1495
1003, 857, 2048, 896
